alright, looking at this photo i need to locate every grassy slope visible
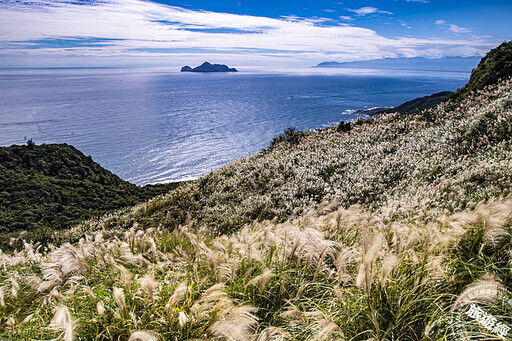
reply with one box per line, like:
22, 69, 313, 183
0, 79, 509, 340
74, 79, 510, 240
0, 143, 178, 245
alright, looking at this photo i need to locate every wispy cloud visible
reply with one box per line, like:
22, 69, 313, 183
435, 20, 472, 34
398, 20, 412, 29
347, 7, 393, 16
406, 0, 430, 3
339, 16, 354, 22
0, 0, 490, 67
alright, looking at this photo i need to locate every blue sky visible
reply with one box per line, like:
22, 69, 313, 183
0, 0, 510, 68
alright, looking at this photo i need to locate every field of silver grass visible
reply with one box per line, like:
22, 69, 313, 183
59, 79, 512, 241
1, 79, 511, 340
1, 197, 511, 339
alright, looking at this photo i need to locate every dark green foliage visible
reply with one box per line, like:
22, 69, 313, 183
267, 128, 308, 150
451, 41, 512, 101
387, 91, 453, 115
0, 143, 178, 244
337, 121, 352, 132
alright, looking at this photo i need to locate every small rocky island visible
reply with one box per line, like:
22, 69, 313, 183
181, 62, 238, 73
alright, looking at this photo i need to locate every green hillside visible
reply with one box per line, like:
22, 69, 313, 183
451, 40, 512, 101
0, 142, 178, 244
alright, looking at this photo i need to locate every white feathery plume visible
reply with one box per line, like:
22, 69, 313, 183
191, 283, 227, 315
0, 287, 5, 307
117, 265, 133, 292
51, 305, 75, 341
256, 326, 291, 341
178, 311, 189, 328
6, 317, 15, 334
50, 287, 66, 303
113, 287, 126, 312
380, 254, 399, 285
279, 300, 306, 324
120, 242, 149, 266
356, 233, 383, 291
335, 247, 360, 283
96, 301, 105, 316
10, 275, 19, 299
245, 268, 273, 294
208, 305, 259, 341
57, 243, 89, 275
25, 275, 42, 291
148, 237, 158, 259
452, 275, 503, 311
83, 286, 96, 303
94, 233, 104, 244
139, 275, 159, 303
22, 314, 34, 324
166, 281, 188, 309
312, 320, 343, 341
333, 285, 344, 306
128, 331, 158, 341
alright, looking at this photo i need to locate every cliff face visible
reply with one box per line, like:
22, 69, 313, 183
181, 62, 238, 72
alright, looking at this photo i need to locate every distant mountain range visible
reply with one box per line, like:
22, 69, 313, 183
315, 56, 481, 72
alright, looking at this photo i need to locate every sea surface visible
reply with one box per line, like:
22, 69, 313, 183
0, 68, 469, 185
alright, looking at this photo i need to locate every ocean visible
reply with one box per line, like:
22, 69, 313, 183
0, 67, 469, 185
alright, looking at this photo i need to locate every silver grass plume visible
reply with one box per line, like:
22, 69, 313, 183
379, 254, 399, 285
0, 287, 5, 307
83, 286, 96, 303
208, 305, 259, 341
178, 311, 189, 328
166, 281, 188, 309
256, 326, 291, 341
139, 274, 159, 303
128, 331, 158, 341
245, 268, 273, 294
113, 287, 126, 312
51, 305, 75, 341
356, 233, 383, 292
280, 300, 306, 324
6, 317, 15, 334
96, 301, 105, 316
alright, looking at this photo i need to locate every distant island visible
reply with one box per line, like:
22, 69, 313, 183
181, 62, 238, 73
315, 56, 481, 73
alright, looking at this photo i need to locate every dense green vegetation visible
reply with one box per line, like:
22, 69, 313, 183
0, 142, 178, 244
451, 40, 512, 101
377, 90, 453, 115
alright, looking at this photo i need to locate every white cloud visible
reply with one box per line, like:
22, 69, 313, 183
347, 7, 393, 16
398, 20, 412, 29
0, 0, 490, 67
435, 20, 472, 34
406, 0, 430, 3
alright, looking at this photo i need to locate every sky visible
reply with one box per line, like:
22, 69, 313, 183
0, 0, 511, 68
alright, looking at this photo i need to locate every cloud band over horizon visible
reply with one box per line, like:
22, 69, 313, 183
0, 0, 498, 68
